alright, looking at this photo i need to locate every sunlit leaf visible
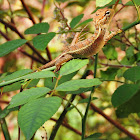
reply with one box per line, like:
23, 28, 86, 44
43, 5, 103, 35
96, 0, 112, 7
60, 59, 89, 76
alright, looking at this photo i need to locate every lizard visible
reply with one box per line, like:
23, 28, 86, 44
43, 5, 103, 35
37, 7, 122, 72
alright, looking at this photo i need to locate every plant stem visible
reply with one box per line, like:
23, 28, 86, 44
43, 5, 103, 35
122, 20, 140, 32
49, 94, 76, 140
81, 54, 98, 139
0, 107, 11, 140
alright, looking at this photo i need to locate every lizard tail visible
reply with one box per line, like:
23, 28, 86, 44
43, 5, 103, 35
35, 56, 59, 72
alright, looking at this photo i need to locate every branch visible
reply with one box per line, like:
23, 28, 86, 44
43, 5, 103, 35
80, 93, 140, 140
122, 20, 140, 32
49, 94, 76, 140
20, 0, 36, 24
50, 118, 85, 136
0, 18, 47, 64
19, 48, 46, 64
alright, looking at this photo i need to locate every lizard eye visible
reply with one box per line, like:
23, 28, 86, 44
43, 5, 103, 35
105, 11, 110, 16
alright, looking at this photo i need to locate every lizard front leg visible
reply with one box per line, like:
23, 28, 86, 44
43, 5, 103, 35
104, 29, 122, 44
54, 54, 73, 72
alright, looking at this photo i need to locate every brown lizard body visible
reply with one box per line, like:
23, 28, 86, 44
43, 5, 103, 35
38, 8, 121, 72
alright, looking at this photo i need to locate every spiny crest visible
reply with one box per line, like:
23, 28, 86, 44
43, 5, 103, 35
93, 8, 114, 26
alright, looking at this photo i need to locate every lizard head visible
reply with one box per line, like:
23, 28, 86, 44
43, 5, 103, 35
93, 8, 115, 27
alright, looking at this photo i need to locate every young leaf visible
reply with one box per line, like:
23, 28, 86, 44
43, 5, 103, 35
123, 66, 140, 82
24, 22, 49, 34
56, 78, 102, 91
0, 39, 27, 57
75, 18, 93, 28
18, 97, 62, 140
111, 84, 139, 107
102, 45, 118, 60
8, 87, 51, 109
33, 32, 56, 50
60, 59, 89, 76
70, 14, 84, 28
96, 0, 112, 7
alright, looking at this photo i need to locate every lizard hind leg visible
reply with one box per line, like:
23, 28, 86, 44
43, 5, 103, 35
54, 54, 73, 72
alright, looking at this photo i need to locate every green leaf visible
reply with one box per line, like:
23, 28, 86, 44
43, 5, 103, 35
75, 18, 93, 28
103, 45, 118, 60
0, 79, 39, 93
56, 78, 102, 91
126, 46, 134, 58
120, 56, 135, 65
100, 68, 118, 80
18, 97, 62, 140
70, 14, 84, 28
1, 69, 32, 82
22, 70, 55, 79
24, 22, 49, 34
0, 39, 27, 57
1, 82, 21, 92
125, 0, 140, 6
44, 71, 77, 90
33, 32, 56, 50
111, 84, 139, 107
60, 59, 89, 76
83, 133, 102, 140
67, 87, 92, 94
96, 0, 112, 7
79, 97, 98, 104
116, 89, 140, 118
0, 71, 55, 88
123, 66, 140, 82
8, 87, 51, 109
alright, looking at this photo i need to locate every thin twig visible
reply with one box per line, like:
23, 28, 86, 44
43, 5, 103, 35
19, 48, 46, 64
46, 47, 52, 61
99, 62, 132, 68
0, 30, 10, 41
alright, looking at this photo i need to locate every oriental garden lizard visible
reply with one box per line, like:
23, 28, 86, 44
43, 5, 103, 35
36, 8, 122, 72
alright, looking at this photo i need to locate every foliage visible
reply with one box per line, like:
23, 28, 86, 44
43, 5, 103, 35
0, 0, 140, 140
